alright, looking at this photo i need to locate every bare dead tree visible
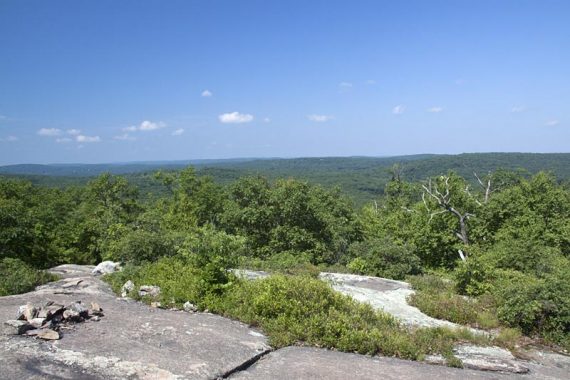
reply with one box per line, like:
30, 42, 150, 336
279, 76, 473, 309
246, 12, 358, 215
473, 171, 493, 204
422, 176, 475, 261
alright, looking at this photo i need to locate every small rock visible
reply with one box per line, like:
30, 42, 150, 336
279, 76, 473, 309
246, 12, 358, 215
67, 302, 89, 318
90, 316, 101, 322
90, 302, 104, 316
121, 280, 135, 297
63, 309, 81, 321
150, 302, 162, 308
29, 318, 46, 328
17, 303, 37, 321
44, 304, 64, 316
183, 302, 198, 313
2, 320, 34, 335
91, 261, 121, 276
37, 329, 60, 340
24, 329, 42, 336
139, 285, 161, 298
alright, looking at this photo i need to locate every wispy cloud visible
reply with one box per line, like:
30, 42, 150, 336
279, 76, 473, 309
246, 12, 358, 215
123, 120, 166, 132
113, 133, 136, 141
67, 129, 81, 135
455, 79, 465, 85
0, 115, 6, 120
510, 106, 525, 113
427, 106, 444, 113
339, 82, 353, 88
307, 114, 334, 122
219, 112, 254, 124
392, 105, 406, 115
76, 135, 101, 143
0, 135, 18, 142
38, 128, 62, 136
201, 90, 213, 97
263, 117, 271, 123
172, 128, 184, 136
545, 120, 559, 127
56, 137, 72, 143
365, 79, 376, 85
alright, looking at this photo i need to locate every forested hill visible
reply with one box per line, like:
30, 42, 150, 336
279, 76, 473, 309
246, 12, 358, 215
2, 153, 570, 206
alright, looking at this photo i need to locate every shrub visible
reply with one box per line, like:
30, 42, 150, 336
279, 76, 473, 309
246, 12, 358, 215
238, 251, 320, 277
211, 275, 475, 361
347, 238, 422, 280
0, 258, 58, 296
408, 275, 499, 329
494, 266, 570, 344
105, 228, 180, 264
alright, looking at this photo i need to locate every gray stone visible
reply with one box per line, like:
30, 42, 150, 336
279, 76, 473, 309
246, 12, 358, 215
37, 329, 60, 340
453, 344, 529, 373
29, 318, 46, 328
231, 269, 270, 280
121, 280, 134, 297
67, 302, 89, 318
17, 303, 37, 321
91, 261, 121, 276
231, 347, 515, 380
2, 320, 34, 335
63, 309, 81, 321
0, 264, 271, 379
183, 301, 198, 312
319, 272, 484, 334
138, 285, 161, 298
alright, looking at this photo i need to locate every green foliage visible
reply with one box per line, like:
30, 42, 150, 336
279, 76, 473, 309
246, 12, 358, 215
238, 251, 320, 277
346, 238, 421, 280
0, 258, 58, 296
408, 275, 499, 329
222, 177, 360, 265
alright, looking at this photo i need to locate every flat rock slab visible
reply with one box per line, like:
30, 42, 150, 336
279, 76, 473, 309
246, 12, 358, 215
319, 272, 480, 332
230, 346, 518, 380
0, 265, 270, 379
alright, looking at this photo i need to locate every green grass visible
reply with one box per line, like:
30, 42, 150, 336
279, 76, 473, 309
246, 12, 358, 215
104, 258, 498, 366
0, 258, 59, 296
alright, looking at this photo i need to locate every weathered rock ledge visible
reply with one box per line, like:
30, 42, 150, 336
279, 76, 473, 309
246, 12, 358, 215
1, 265, 569, 379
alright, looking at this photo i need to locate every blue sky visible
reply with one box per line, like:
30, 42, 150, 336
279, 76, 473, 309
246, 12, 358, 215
0, 0, 568, 164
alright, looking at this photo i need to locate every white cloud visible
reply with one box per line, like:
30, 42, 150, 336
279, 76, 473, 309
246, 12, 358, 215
392, 105, 406, 115
201, 90, 213, 97
427, 107, 444, 113
172, 128, 184, 136
123, 120, 166, 132
218, 112, 254, 124
139, 120, 166, 131
38, 128, 62, 136
510, 106, 525, 113
76, 135, 101, 143
113, 133, 136, 141
263, 117, 271, 123
307, 114, 334, 122
56, 137, 72, 143
0, 135, 18, 142
365, 79, 376, 85
339, 82, 353, 88
545, 120, 559, 127
66, 129, 81, 135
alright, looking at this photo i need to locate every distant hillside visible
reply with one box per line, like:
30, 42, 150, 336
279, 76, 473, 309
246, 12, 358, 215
2, 153, 569, 206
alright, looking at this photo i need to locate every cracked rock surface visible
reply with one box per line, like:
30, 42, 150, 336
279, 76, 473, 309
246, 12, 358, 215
2, 265, 569, 379
0, 265, 270, 380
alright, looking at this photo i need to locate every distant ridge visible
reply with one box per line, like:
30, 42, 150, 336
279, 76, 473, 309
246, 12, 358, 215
1, 153, 568, 178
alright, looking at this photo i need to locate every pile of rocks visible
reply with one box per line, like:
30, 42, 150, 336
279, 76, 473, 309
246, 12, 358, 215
2, 300, 104, 340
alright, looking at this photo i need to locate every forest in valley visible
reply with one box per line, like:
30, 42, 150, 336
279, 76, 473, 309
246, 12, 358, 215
1, 156, 569, 357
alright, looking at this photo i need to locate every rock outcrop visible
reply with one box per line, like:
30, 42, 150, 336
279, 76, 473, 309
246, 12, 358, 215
1, 265, 569, 379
